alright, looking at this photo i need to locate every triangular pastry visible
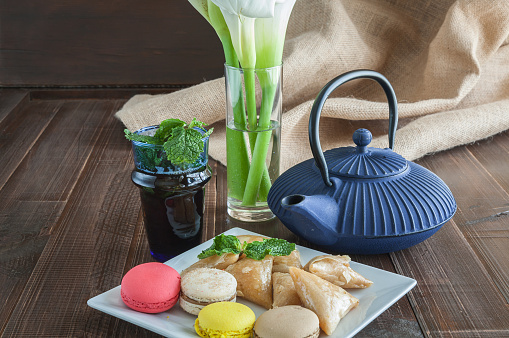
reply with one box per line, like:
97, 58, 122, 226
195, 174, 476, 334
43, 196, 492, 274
181, 253, 239, 276
272, 272, 302, 308
273, 248, 302, 273
289, 267, 359, 335
304, 255, 373, 289
181, 235, 269, 276
226, 255, 274, 309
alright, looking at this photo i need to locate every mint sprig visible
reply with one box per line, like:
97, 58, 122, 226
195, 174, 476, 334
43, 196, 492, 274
188, 117, 208, 130
124, 118, 213, 165
243, 238, 295, 260
197, 235, 295, 260
198, 234, 243, 259
124, 129, 162, 145
163, 127, 205, 165
154, 118, 186, 142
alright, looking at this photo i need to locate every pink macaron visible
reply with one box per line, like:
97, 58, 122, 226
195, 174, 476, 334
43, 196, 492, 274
121, 262, 180, 313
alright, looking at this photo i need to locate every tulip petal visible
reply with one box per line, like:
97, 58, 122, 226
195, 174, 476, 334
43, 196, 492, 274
255, 0, 297, 68
188, 0, 211, 23
221, 9, 256, 68
211, 0, 278, 18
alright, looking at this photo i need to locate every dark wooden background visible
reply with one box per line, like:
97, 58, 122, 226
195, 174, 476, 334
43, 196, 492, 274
0, 1, 224, 87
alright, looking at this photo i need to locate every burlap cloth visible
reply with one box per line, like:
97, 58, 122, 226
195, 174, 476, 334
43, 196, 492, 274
116, 0, 509, 173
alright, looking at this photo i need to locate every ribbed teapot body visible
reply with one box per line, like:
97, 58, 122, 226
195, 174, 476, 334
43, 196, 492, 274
267, 152, 457, 254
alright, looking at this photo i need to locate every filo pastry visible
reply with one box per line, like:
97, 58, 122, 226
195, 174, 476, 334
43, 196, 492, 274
272, 272, 302, 308
304, 255, 373, 289
181, 253, 240, 276
273, 248, 302, 273
289, 267, 359, 335
226, 255, 274, 309
181, 235, 267, 276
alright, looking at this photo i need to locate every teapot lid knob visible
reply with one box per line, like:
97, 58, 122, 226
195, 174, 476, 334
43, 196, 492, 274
324, 126, 408, 178
353, 129, 372, 153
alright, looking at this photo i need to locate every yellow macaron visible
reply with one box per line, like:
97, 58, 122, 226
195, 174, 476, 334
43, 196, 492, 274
194, 302, 255, 338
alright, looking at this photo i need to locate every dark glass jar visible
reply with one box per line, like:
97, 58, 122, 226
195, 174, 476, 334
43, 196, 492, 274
130, 126, 211, 262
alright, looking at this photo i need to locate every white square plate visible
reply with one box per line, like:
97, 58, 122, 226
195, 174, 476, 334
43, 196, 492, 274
88, 227, 416, 337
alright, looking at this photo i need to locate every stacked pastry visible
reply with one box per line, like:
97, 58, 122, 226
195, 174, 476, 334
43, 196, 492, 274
182, 235, 373, 336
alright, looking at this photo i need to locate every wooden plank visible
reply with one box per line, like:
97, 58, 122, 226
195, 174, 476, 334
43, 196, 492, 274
0, 100, 62, 190
387, 147, 509, 337
420, 144, 509, 303
464, 131, 509, 303
466, 130, 509, 198
0, 100, 121, 335
214, 162, 229, 236
394, 218, 509, 337
30, 88, 183, 101
0, 0, 223, 86
203, 159, 218, 242
0, 89, 28, 123
1, 109, 138, 336
422, 146, 509, 227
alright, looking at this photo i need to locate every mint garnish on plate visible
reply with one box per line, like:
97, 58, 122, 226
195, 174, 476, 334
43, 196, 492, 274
197, 234, 243, 259
197, 234, 295, 260
243, 238, 296, 260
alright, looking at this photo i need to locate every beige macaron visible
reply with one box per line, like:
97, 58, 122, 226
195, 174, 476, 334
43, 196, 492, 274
179, 268, 237, 315
253, 305, 320, 338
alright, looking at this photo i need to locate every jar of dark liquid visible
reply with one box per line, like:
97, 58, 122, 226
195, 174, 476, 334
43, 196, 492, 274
130, 125, 211, 262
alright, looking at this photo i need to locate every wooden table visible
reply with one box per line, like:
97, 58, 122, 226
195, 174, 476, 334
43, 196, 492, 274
1, 88, 509, 337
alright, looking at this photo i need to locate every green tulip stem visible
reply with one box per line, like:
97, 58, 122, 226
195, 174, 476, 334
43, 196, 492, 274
211, 4, 251, 200
242, 74, 278, 205
231, 67, 271, 205
242, 129, 272, 206
243, 69, 259, 156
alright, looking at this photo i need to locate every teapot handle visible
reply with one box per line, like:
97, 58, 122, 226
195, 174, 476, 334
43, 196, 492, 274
309, 69, 398, 187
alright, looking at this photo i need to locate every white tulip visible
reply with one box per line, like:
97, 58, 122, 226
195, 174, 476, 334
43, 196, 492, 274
255, 0, 297, 68
188, 0, 211, 23
210, 0, 279, 18
220, 11, 256, 68
209, 0, 296, 68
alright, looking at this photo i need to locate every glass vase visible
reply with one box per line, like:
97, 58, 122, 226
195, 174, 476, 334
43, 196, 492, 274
130, 125, 211, 262
224, 64, 282, 222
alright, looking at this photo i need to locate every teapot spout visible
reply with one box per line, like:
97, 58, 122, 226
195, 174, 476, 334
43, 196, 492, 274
281, 194, 339, 245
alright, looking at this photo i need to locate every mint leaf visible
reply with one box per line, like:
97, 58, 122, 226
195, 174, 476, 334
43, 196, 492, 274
243, 238, 296, 260
188, 118, 207, 130
202, 127, 214, 139
197, 235, 296, 261
154, 119, 186, 142
163, 127, 204, 164
198, 234, 242, 259
124, 129, 160, 144
126, 118, 212, 166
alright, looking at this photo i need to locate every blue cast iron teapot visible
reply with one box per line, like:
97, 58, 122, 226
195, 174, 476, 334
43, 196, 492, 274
267, 70, 457, 254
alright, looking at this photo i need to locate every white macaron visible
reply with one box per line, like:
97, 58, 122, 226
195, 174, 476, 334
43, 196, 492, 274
179, 268, 237, 315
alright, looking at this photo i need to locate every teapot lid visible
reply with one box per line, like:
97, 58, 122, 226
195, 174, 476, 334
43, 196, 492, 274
324, 128, 408, 179
310, 69, 403, 186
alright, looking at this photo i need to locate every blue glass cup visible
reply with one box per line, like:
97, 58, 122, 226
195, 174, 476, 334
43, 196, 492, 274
130, 125, 211, 262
